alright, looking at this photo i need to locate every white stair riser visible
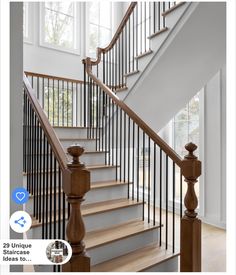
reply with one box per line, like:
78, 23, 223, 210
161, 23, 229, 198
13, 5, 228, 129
85, 184, 127, 204
88, 228, 159, 265
84, 204, 142, 231
25, 183, 128, 212
54, 127, 88, 139
61, 139, 97, 151
81, 152, 106, 166
89, 167, 117, 182
27, 204, 143, 238
54, 128, 102, 139
143, 256, 178, 272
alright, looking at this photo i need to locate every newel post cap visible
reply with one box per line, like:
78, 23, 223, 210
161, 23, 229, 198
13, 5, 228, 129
181, 142, 201, 180
64, 144, 90, 196
67, 144, 85, 166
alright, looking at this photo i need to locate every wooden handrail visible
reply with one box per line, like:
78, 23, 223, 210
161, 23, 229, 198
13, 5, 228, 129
85, 2, 137, 66
25, 71, 85, 84
23, 74, 68, 170
84, 58, 182, 167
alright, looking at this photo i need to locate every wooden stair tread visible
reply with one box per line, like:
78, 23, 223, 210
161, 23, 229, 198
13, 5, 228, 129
31, 198, 141, 228
162, 2, 186, 16
124, 70, 140, 77
82, 198, 142, 216
85, 219, 160, 249
135, 49, 153, 59
29, 181, 128, 198
148, 27, 169, 39
86, 164, 117, 170
91, 243, 179, 272
91, 180, 128, 189
114, 86, 128, 92
60, 138, 96, 141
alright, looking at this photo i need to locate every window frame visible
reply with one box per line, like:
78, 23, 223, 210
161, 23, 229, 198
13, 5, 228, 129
85, 2, 113, 57
39, 2, 81, 55
23, 2, 34, 44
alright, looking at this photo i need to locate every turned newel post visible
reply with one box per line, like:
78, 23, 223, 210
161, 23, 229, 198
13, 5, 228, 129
180, 142, 201, 272
62, 144, 90, 272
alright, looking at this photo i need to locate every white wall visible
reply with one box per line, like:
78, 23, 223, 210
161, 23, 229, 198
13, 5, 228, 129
159, 67, 226, 229
199, 65, 226, 228
24, 2, 127, 80
10, 2, 23, 272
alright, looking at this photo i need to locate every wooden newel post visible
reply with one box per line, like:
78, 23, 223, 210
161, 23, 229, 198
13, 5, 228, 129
62, 144, 90, 272
180, 142, 201, 272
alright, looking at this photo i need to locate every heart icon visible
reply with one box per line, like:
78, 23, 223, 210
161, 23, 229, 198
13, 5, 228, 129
16, 192, 26, 201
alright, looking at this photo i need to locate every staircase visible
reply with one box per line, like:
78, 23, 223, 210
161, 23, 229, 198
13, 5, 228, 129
23, 2, 203, 272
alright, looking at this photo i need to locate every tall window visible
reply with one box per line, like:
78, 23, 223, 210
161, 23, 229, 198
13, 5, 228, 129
40, 2, 79, 53
87, 2, 112, 55
173, 93, 200, 157
173, 93, 200, 202
23, 2, 33, 43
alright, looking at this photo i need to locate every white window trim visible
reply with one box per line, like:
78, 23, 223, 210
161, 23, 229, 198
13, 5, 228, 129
85, 2, 113, 57
23, 2, 34, 44
39, 2, 81, 56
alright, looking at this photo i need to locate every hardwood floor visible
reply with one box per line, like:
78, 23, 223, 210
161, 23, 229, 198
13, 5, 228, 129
148, 206, 226, 272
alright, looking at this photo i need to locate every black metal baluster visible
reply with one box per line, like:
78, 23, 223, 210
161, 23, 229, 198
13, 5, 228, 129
62, 80, 64, 127
153, 143, 156, 226
36, 119, 39, 220
173, 161, 175, 253
123, 112, 126, 183
154, 2, 156, 33
58, 167, 62, 239
144, 2, 146, 52
142, 132, 145, 220
39, 126, 42, 223
47, 78, 50, 120
137, 126, 140, 202
58, 80, 60, 126
42, 133, 46, 239
115, 104, 118, 180
45, 140, 49, 239
71, 82, 74, 127
132, 11, 135, 71
132, 122, 135, 200
49, 147, 53, 239
67, 81, 69, 127
54, 156, 57, 239
119, 109, 122, 181
52, 79, 55, 126
112, 101, 114, 165
163, 2, 166, 28
148, 137, 151, 223
127, 117, 130, 198
165, 154, 168, 250
84, 64, 87, 127
159, 148, 163, 245
140, 2, 143, 54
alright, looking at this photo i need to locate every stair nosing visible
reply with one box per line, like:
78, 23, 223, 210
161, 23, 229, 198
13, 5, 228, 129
162, 2, 186, 16
91, 243, 179, 272
135, 49, 153, 59
86, 219, 160, 250
148, 27, 169, 39
82, 198, 143, 217
123, 70, 140, 77
30, 199, 142, 228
